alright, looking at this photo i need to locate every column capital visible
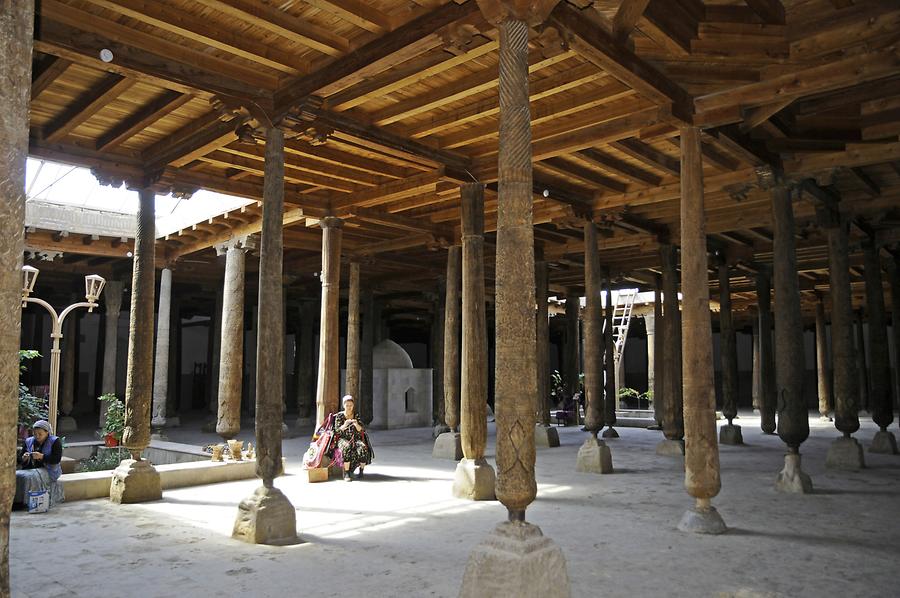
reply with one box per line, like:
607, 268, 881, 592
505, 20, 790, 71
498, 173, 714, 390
319, 216, 344, 230
475, 0, 561, 25
214, 235, 256, 256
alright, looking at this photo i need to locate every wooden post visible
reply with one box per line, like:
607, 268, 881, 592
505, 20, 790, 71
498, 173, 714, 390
534, 256, 559, 448
151, 267, 173, 430
756, 270, 777, 434
430, 285, 445, 426
863, 241, 898, 453
315, 217, 343, 427
677, 126, 725, 533
815, 298, 833, 420
360, 290, 375, 426
718, 262, 742, 445
216, 241, 247, 440
602, 270, 618, 438
443, 245, 462, 431
855, 310, 869, 413
657, 243, 684, 454
563, 287, 580, 424
345, 261, 361, 402
652, 277, 664, 426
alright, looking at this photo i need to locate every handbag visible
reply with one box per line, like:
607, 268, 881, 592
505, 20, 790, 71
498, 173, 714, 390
303, 413, 338, 469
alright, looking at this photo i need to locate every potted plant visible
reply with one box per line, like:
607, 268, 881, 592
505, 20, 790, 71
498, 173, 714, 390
97, 393, 125, 447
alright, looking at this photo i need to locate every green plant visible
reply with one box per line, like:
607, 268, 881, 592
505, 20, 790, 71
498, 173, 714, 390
98, 393, 125, 441
18, 350, 47, 428
75, 448, 125, 472
550, 370, 566, 400
618, 387, 640, 400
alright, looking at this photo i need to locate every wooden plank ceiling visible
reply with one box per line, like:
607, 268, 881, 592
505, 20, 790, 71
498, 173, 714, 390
24, 0, 900, 321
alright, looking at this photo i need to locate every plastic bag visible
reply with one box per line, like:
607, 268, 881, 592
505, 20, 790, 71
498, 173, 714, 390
27, 490, 49, 514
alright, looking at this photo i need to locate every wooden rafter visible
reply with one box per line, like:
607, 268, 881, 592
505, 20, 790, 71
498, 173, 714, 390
96, 91, 192, 152
31, 56, 71, 99
43, 75, 135, 143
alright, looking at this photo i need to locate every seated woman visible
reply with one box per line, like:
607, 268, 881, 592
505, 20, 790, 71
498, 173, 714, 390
333, 395, 373, 482
15, 420, 64, 508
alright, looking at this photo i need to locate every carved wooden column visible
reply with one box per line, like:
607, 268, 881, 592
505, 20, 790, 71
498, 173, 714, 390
345, 261, 361, 402
99, 281, 123, 426
756, 270, 777, 434
434, 245, 463, 460
111, 184, 162, 504
863, 241, 898, 454
676, 126, 725, 533
1, 5, 34, 588
314, 216, 343, 427
216, 240, 248, 440
208, 285, 223, 420
534, 257, 559, 447
151, 267, 173, 432
891, 261, 900, 436
295, 300, 316, 427
855, 310, 869, 413
823, 213, 864, 470
718, 262, 742, 445
58, 314, 78, 433
460, 2, 569, 595
751, 318, 760, 412
652, 277, 664, 427
576, 222, 612, 473
771, 180, 812, 493
360, 289, 375, 426
602, 271, 618, 438
563, 286, 580, 425
430, 284, 445, 427
232, 125, 296, 545
453, 183, 495, 498
657, 243, 684, 456
814, 297, 833, 421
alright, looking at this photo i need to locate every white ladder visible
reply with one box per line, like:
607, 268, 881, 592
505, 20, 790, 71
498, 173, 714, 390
603, 289, 638, 368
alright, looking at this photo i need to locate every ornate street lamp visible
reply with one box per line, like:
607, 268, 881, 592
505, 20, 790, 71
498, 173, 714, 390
21, 266, 106, 432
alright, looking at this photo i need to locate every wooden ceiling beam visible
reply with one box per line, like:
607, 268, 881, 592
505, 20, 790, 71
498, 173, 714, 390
345, 206, 452, 237
31, 56, 71, 99
95, 91, 192, 152
220, 144, 389, 188
284, 139, 411, 180
743, 0, 785, 25
538, 157, 628, 194
198, 150, 360, 193
610, 138, 680, 177
739, 99, 793, 132
302, 0, 392, 34
331, 169, 445, 211
845, 167, 881, 198
612, 0, 652, 43
142, 112, 238, 171
548, 1, 693, 121
169, 208, 304, 260
784, 141, 900, 175
43, 75, 135, 143
576, 148, 662, 186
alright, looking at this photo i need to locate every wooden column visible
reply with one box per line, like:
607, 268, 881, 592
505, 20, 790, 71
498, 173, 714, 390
824, 214, 864, 469
315, 216, 343, 427
99, 280, 123, 426
563, 287, 580, 420
233, 125, 296, 545
111, 184, 162, 504
443, 245, 462, 432
771, 182, 812, 493
295, 301, 316, 425
216, 242, 246, 440
1, 3, 33, 587
208, 285, 223, 417
863, 241, 898, 453
345, 261, 361, 402
459, 183, 490, 464
151, 267, 173, 429
659, 243, 684, 450
360, 290, 375, 426
718, 262, 742, 445
855, 310, 869, 413
58, 314, 77, 431
677, 126, 724, 533
602, 271, 618, 438
582, 223, 604, 437
751, 318, 760, 412
891, 262, 900, 429
652, 277, 664, 426
756, 270, 777, 434
430, 284, 445, 426
815, 298, 833, 420
535, 259, 551, 427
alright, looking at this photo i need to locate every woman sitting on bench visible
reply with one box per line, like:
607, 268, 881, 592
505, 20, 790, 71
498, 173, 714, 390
14, 420, 64, 508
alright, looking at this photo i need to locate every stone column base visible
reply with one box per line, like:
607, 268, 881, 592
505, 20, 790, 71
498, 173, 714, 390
110, 459, 162, 504
719, 424, 743, 445
459, 520, 570, 598
677, 501, 727, 535
656, 438, 685, 456
57, 416, 78, 433
825, 436, 865, 471
233, 486, 298, 545
869, 430, 899, 454
601, 426, 619, 439
775, 453, 813, 494
575, 436, 613, 474
534, 425, 560, 448
452, 458, 496, 501
432, 431, 463, 460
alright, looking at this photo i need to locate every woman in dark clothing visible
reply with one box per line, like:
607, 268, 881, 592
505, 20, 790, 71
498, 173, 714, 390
15, 419, 64, 507
333, 395, 373, 482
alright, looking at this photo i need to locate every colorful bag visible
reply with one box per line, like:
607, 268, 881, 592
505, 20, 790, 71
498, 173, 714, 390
331, 447, 344, 468
27, 490, 49, 514
302, 413, 337, 469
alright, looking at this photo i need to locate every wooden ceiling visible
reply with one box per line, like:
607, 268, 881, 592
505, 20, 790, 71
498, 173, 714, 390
24, 0, 900, 319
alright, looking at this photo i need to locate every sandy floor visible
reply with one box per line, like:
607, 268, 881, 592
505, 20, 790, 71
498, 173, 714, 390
10, 411, 900, 598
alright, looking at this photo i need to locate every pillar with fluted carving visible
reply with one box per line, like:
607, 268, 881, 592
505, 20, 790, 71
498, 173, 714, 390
216, 241, 247, 440
314, 216, 343, 427
345, 261, 361, 402
151, 267, 172, 432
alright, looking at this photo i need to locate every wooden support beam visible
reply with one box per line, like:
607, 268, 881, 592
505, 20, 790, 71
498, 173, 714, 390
43, 75, 135, 143
548, 1, 693, 121
539, 157, 628, 193
169, 208, 305, 259
142, 113, 238, 171
346, 206, 451, 236
31, 56, 70, 99
739, 99, 793, 132
303, 0, 392, 34
331, 170, 445, 211
531, 107, 662, 163
613, 0, 652, 43
744, 0, 785, 25
784, 142, 900, 175
611, 138, 680, 177
349, 233, 439, 257
577, 148, 662, 186
845, 167, 881, 198
95, 91, 192, 152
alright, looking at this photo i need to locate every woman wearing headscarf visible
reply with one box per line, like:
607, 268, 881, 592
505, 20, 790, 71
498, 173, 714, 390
333, 395, 373, 482
15, 420, 64, 508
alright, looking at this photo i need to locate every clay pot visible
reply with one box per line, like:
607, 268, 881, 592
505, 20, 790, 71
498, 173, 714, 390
211, 444, 224, 462
227, 439, 243, 461
104, 433, 119, 447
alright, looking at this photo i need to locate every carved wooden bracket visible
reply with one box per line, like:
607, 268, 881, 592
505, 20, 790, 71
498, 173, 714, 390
475, 0, 563, 26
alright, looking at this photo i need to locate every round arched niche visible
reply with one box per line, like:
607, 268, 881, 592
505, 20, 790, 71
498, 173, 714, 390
373, 339, 414, 370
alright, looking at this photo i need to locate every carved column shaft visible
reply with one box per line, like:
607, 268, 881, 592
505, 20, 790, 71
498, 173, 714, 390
863, 242, 893, 430
660, 244, 684, 440
494, 17, 538, 518
815, 299, 833, 419
61, 315, 77, 415
122, 187, 156, 458
460, 183, 488, 459
101, 281, 123, 396
444, 245, 462, 431
772, 185, 808, 451
360, 290, 375, 426
209, 285, 223, 414
891, 262, 900, 423
563, 288, 580, 401
535, 260, 551, 426
217, 245, 245, 439
855, 310, 869, 412
603, 272, 617, 429
315, 217, 342, 426
652, 278, 664, 424
296, 301, 315, 421
680, 126, 721, 503
756, 271, 777, 434
151, 267, 172, 427
718, 263, 739, 425
255, 126, 286, 486
345, 262, 361, 401
583, 223, 603, 435
431, 282, 445, 426
751, 319, 760, 411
